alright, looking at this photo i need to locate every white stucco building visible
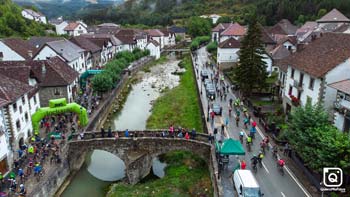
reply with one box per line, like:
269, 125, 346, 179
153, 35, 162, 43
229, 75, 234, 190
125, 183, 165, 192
217, 37, 240, 64
21, 9, 47, 24
64, 22, 88, 37
328, 80, 350, 133
280, 33, 350, 118
33, 39, 86, 74
146, 40, 160, 59
0, 38, 35, 61
49, 17, 69, 35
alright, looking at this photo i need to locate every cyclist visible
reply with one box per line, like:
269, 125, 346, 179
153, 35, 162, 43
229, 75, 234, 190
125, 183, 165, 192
277, 158, 285, 175
263, 136, 270, 150
260, 140, 267, 153
257, 151, 264, 167
251, 155, 259, 172
235, 116, 240, 127
246, 135, 252, 151
239, 131, 244, 143
278, 159, 285, 168
243, 118, 249, 129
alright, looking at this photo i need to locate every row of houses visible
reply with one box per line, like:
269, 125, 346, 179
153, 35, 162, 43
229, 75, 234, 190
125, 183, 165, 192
212, 9, 350, 133
0, 23, 183, 174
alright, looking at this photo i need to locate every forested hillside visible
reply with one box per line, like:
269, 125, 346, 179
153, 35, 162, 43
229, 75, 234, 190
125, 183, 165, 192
0, 0, 51, 38
76, 0, 350, 26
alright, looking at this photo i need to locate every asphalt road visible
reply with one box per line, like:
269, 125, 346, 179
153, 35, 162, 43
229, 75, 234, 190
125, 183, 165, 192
192, 47, 312, 197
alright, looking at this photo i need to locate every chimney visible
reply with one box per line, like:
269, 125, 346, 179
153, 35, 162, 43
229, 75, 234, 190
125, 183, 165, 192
42, 63, 46, 75
28, 50, 33, 58
0, 52, 3, 61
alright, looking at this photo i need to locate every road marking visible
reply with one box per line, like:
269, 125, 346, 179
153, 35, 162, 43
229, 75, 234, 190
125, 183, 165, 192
284, 166, 312, 197
262, 162, 270, 174
281, 192, 286, 197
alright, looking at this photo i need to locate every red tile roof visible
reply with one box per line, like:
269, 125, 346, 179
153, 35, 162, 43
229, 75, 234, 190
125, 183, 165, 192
70, 36, 101, 53
0, 74, 34, 102
317, 9, 350, 23
328, 79, 350, 95
279, 33, 350, 77
220, 23, 246, 36
148, 39, 160, 47
145, 29, 164, 37
267, 19, 297, 36
2, 38, 36, 60
0, 57, 78, 88
64, 22, 80, 31
212, 23, 231, 32
218, 37, 241, 48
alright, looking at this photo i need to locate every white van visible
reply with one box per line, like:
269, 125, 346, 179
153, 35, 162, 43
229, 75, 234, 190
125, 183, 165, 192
233, 169, 264, 197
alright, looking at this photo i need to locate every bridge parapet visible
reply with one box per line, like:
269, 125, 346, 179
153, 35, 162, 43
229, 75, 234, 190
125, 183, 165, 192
69, 129, 211, 144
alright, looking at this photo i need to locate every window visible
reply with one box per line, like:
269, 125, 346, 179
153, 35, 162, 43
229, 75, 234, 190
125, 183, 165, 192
288, 85, 292, 95
34, 95, 37, 104
16, 120, 21, 130
309, 78, 314, 90
297, 91, 302, 100
54, 88, 61, 95
307, 96, 312, 104
24, 113, 28, 122
291, 68, 295, 79
19, 106, 22, 114
22, 97, 25, 104
13, 103, 17, 112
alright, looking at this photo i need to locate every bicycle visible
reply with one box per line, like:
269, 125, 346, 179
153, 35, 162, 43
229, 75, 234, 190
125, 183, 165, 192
246, 141, 251, 152
277, 164, 284, 176
251, 162, 257, 173
239, 135, 244, 144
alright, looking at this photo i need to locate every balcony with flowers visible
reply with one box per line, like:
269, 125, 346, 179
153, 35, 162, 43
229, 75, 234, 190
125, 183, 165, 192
289, 94, 300, 106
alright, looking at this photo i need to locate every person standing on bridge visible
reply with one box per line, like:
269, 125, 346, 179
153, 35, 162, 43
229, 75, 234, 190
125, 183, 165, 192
125, 129, 129, 137
101, 127, 105, 138
108, 127, 112, 137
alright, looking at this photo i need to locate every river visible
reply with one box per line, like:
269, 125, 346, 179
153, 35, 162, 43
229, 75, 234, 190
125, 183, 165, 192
61, 55, 180, 196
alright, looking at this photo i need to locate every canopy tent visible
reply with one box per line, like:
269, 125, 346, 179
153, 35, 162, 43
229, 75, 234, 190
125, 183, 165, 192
216, 138, 245, 155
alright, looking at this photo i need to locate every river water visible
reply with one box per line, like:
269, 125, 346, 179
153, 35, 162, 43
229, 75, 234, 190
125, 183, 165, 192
61, 56, 180, 196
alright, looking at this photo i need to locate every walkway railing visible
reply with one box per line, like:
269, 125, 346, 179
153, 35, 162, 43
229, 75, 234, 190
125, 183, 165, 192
69, 129, 211, 144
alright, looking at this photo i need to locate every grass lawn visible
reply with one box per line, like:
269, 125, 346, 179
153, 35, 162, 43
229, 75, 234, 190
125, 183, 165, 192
251, 99, 274, 106
146, 56, 203, 132
107, 151, 213, 197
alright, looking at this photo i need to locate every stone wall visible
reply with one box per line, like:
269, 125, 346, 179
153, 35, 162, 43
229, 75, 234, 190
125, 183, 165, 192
27, 145, 70, 197
39, 86, 68, 107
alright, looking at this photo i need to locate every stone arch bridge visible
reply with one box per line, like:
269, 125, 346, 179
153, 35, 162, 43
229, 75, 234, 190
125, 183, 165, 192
67, 130, 213, 184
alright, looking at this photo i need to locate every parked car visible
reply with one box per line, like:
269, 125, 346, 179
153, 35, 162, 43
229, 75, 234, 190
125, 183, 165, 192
212, 103, 222, 115
204, 79, 211, 87
201, 70, 209, 81
207, 87, 216, 100
206, 83, 214, 92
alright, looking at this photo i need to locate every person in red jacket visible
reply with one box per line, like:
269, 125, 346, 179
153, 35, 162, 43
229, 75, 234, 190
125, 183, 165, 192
240, 160, 246, 169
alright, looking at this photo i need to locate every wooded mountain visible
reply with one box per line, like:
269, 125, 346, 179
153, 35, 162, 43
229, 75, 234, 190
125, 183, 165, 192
75, 0, 350, 26
0, 0, 51, 38
13, 0, 124, 19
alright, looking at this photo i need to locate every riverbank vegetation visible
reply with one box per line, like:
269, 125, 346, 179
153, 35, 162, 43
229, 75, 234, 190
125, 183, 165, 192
107, 151, 213, 197
146, 56, 203, 131
142, 55, 168, 73
190, 36, 210, 51
92, 49, 150, 94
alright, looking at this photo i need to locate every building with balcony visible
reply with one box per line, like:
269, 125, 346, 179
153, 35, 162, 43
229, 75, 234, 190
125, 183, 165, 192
329, 79, 350, 133
279, 33, 350, 115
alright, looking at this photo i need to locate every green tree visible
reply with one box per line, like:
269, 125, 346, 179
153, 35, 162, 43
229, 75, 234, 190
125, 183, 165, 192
317, 8, 327, 18
91, 72, 114, 94
285, 102, 350, 173
186, 16, 211, 38
215, 16, 232, 25
233, 16, 267, 96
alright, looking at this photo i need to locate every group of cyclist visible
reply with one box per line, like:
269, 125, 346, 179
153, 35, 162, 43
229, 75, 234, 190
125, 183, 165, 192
232, 98, 285, 175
